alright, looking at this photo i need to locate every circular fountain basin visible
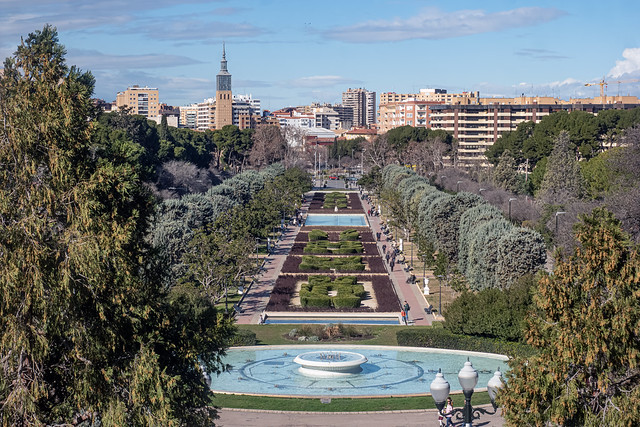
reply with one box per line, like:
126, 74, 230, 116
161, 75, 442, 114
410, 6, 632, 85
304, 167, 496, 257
211, 345, 509, 397
294, 351, 367, 376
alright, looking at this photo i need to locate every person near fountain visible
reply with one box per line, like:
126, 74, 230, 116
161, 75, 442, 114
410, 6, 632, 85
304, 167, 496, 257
444, 397, 454, 426
400, 309, 407, 325
403, 301, 411, 324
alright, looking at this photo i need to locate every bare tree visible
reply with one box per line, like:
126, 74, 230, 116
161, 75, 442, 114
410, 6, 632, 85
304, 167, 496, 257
248, 125, 286, 169
366, 134, 394, 169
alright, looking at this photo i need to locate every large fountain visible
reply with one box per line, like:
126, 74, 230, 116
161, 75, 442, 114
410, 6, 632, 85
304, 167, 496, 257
293, 350, 367, 376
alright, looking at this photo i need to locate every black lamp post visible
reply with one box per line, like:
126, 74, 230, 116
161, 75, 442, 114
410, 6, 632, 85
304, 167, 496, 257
430, 360, 504, 426
508, 197, 517, 221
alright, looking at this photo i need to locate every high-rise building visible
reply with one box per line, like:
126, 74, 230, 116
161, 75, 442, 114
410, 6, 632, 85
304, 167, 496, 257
342, 88, 376, 127
115, 85, 159, 117
215, 44, 233, 129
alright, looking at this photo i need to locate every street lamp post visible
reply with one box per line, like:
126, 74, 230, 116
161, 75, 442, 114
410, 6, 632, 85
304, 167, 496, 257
430, 361, 504, 426
555, 211, 566, 236
436, 275, 444, 315
508, 197, 517, 221
479, 188, 485, 196
255, 237, 260, 269
456, 180, 463, 192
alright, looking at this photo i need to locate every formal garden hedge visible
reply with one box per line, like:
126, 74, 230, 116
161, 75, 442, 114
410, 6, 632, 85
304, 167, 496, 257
300, 276, 365, 308
299, 255, 366, 271
396, 327, 537, 358
323, 192, 348, 209
266, 275, 400, 312
228, 329, 258, 346
303, 240, 364, 254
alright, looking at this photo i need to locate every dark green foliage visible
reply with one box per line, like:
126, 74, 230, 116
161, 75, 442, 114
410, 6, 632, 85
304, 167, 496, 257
309, 230, 329, 241
304, 240, 364, 254
228, 329, 257, 346
339, 229, 360, 241
0, 26, 234, 425
300, 276, 364, 308
395, 328, 537, 359
323, 192, 348, 209
298, 256, 366, 271
536, 131, 585, 204
443, 275, 536, 341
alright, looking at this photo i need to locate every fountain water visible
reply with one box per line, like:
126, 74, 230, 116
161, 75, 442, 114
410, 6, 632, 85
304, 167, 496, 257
293, 350, 367, 376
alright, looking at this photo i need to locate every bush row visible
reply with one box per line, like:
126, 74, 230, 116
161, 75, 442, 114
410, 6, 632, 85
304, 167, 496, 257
300, 276, 365, 308
299, 255, 366, 271
381, 165, 546, 290
396, 328, 537, 359
323, 192, 348, 209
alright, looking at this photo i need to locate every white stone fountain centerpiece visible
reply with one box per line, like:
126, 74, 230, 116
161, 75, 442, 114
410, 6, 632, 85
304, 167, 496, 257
294, 351, 368, 377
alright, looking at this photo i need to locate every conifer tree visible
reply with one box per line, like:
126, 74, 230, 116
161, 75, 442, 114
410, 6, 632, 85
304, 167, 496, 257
500, 208, 640, 426
0, 26, 233, 425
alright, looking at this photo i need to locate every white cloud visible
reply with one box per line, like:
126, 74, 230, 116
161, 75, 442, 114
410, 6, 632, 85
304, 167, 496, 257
325, 7, 566, 43
609, 48, 640, 78
68, 49, 202, 70
548, 77, 580, 88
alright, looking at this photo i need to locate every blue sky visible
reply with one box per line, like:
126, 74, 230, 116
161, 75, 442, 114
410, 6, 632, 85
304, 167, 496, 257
3, 0, 640, 111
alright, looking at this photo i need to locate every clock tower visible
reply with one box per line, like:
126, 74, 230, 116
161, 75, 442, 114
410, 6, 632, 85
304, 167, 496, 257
215, 43, 233, 129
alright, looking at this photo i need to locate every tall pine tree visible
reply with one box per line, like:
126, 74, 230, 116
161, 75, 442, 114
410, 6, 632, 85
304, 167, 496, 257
0, 26, 233, 425
500, 208, 640, 426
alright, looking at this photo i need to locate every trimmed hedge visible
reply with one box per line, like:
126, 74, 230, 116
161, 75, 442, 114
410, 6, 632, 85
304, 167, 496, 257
303, 240, 364, 254
309, 229, 329, 241
339, 229, 360, 241
299, 275, 365, 308
229, 329, 257, 346
323, 192, 348, 209
396, 328, 537, 358
299, 255, 365, 271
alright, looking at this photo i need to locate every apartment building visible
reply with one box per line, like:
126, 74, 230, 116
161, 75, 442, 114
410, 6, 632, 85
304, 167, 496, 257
430, 95, 640, 166
115, 85, 159, 117
179, 104, 198, 129
378, 99, 443, 133
342, 88, 376, 127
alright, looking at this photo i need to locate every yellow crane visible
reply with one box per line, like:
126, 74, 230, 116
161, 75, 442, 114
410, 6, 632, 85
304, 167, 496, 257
584, 77, 640, 102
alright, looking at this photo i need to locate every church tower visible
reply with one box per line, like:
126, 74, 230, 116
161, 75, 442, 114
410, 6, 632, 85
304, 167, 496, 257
215, 43, 233, 129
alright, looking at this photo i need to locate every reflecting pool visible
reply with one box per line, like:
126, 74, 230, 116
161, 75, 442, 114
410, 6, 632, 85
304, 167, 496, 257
305, 214, 367, 227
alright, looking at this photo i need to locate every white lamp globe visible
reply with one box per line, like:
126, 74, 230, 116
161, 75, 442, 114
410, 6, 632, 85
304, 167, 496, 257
457, 358, 479, 392
430, 368, 450, 405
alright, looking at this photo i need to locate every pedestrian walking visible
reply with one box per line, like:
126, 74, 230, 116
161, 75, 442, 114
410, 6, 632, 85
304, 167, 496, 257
403, 301, 411, 324
382, 244, 386, 253
400, 309, 407, 325
390, 260, 395, 271
444, 397, 454, 426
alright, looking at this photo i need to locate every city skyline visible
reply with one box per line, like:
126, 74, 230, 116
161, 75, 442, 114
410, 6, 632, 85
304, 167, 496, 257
3, 0, 640, 111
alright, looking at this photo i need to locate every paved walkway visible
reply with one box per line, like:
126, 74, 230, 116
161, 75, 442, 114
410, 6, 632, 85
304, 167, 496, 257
362, 196, 435, 326
217, 406, 505, 426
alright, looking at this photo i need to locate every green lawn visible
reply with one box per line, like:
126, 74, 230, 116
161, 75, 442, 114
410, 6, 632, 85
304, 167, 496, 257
212, 391, 491, 412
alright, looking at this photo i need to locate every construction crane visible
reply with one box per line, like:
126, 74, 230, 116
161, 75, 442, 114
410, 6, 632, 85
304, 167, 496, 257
584, 77, 640, 102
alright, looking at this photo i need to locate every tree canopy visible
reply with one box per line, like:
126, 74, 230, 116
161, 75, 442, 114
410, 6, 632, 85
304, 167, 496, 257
500, 208, 640, 426
0, 25, 233, 425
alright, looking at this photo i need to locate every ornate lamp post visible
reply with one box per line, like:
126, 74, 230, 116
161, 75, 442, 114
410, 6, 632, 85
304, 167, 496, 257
429, 361, 504, 426
430, 369, 450, 417
456, 180, 463, 192
508, 197, 517, 221
458, 359, 479, 427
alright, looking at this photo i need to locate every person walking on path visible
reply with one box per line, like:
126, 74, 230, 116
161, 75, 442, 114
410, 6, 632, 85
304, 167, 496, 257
401, 309, 407, 325
403, 300, 411, 324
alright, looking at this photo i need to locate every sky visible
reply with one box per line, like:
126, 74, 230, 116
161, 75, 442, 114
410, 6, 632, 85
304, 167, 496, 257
3, 0, 640, 111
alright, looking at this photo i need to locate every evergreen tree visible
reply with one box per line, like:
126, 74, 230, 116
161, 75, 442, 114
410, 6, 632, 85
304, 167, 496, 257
536, 131, 585, 204
500, 208, 640, 426
0, 26, 233, 425
492, 149, 521, 193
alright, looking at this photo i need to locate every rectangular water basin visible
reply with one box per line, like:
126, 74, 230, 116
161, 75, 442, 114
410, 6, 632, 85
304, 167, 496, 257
305, 214, 367, 227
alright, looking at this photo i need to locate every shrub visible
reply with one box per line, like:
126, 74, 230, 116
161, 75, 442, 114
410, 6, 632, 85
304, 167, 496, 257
339, 229, 360, 241
333, 295, 362, 308
229, 329, 257, 346
396, 328, 537, 358
309, 229, 329, 241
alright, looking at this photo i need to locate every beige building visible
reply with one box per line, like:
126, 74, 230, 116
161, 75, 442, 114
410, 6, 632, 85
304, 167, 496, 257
342, 88, 376, 127
115, 85, 160, 117
429, 95, 640, 166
